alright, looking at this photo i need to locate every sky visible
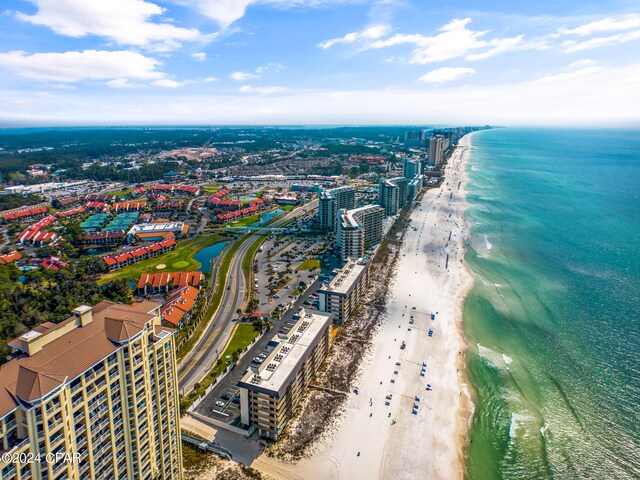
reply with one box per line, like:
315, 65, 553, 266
1, 0, 639, 126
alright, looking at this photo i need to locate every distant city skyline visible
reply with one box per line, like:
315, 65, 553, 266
0, 0, 639, 126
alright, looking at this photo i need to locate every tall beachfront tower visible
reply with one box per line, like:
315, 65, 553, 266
318, 185, 355, 231
0, 301, 183, 480
378, 179, 400, 216
336, 205, 385, 259
403, 158, 422, 179
428, 137, 443, 166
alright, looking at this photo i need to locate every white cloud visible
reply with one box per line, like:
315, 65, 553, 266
152, 79, 184, 88
559, 14, 640, 36
105, 78, 137, 88
238, 85, 286, 94
418, 67, 475, 84
465, 35, 524, 61
169, 103, 194, 114
256, 62, 284, 73
368, 18, 525, 64
204, 76, 219, 82
231, 71, 260, 81
3, 62, 640, 126
0, 50, 165, 82
16, 0, 212, 51
319, 24, 391, 49
568, 59, 598, 68
562, 29, 640, 52
189, 0, 252, 29
534, 66, 603, 83
191, 52, 207, 62
188, 0, 362, 29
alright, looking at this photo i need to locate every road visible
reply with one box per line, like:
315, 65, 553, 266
193, 276, 323, 419
178, 200, 318, 393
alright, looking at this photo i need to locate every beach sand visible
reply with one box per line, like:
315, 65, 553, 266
248, 134, 476, 480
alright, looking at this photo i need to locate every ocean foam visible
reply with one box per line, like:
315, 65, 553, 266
484, 234, 493, 250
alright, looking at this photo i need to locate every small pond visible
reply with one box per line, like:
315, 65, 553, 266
194, 241, 229, 273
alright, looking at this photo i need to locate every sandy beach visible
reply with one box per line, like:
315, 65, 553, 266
242, 134, 476, 480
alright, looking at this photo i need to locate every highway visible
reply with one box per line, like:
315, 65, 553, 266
177, 200, 318, 394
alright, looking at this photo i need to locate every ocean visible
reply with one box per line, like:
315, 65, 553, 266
463, 128, 640, 479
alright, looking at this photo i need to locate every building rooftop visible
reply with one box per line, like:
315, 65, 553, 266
238, 309, 332, 398
0, 301, 164, 418
318, 258, 369, 296
339, 205, 383, 230
128, 222, 188, 236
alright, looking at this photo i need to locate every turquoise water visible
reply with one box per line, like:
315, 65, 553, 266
463, 128, 640, 479
260, 209, 285, 223
194, 241, 228, 273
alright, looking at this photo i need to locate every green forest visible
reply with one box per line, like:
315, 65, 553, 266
0, 262, 130, 362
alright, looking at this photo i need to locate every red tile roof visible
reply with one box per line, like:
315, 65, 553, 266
0, 250, 22, 264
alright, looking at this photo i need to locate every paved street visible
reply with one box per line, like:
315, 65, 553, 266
177, 200, 318, 393
193, 276, 323, 421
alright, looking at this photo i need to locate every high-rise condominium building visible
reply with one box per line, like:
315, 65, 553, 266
378, 179, 400, 216
0, 301, 182, 480
403, 158, 422, 179
336, 205, 385, 260
318, 186, 355, 231
388, 177, 409, 209
317, 258, 370, 325
238, 309, 333, 440
428, 137, 443, 166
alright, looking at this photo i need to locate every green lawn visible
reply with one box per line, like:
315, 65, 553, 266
296, 258, 320, 271
224, 323, 259, 353
98, 234, 227, 285
202, 182, 223, 194
230, 213, 262, 227
109, 187, 134, 196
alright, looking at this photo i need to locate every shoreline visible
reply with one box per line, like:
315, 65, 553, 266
450, 132, 478, 478
256, 133, 477, 479
185, 134, 478, 480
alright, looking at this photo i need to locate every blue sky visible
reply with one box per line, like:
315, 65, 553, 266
1, 0, 639, 126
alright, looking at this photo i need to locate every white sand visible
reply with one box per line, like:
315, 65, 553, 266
249, 135, 476, 480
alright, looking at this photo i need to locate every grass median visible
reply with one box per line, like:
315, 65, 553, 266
176, 236, 247, 362
180, 322, 259, 411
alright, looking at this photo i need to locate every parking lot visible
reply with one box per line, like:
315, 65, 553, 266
253, 233, 330, 312
193, 275, 324, 425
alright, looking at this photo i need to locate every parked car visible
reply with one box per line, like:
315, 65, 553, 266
215, 400, 225, 408
221, 393, 231, 400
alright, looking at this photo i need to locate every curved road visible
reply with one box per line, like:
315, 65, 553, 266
178, 200, 318, 393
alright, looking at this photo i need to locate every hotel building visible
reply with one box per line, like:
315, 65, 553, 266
237, 309, 333, 440
317, 258, 370, 325
0, 301, 183, 480
336, 205, 385, 260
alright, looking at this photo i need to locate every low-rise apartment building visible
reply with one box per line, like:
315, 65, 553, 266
237, 309, 333, 440
0, 301, 183, 480
317, 258, 370, 325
